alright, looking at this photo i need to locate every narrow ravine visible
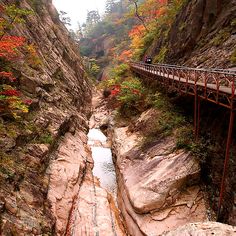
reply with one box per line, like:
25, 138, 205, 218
88, 128, 117, 200
60, 91, 126, 236
61, 89, 236, 236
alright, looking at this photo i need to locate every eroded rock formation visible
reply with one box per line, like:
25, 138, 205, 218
112, 121, 209, 235
91, 91, 236, 236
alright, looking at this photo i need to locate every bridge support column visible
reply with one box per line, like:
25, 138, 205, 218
194, 92, 200, 141
217, 108, 235, 221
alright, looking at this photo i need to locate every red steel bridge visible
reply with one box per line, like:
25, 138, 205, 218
130, 61, 236, 221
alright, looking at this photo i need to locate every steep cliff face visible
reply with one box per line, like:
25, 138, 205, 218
149, 0, 236, 68
0, 0, 91, 234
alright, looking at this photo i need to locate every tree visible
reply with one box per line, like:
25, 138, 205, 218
75, 22, 83, 40
59, 10, 71, 26
0, 4, 33, 118
86, 10, 101, 25
105, 0, 117, 13
129, 0, 149, 32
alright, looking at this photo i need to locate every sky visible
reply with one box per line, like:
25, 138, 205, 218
52, 0, 107, 30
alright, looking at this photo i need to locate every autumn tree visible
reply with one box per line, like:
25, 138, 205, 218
0, 4, 33, 118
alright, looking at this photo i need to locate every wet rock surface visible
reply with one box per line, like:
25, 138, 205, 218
46, 90, 125, 235
89, 92, 221, 236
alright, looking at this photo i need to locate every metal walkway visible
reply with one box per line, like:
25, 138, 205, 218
130, 61, 236, 221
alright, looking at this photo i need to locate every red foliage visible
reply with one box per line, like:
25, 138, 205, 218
0, 71, 16, 82
0, 35, 26, 60
0, 89, 21, 96
132, 89, 140, 95
118, 49, 132, 62
128, 25, 145, 38
0, 4, 32, 116
0, 5, 5, 13
111, 85, 121, 96
23, 99, 32, 105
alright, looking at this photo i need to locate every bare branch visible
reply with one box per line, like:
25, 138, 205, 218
130, 0, 149, 32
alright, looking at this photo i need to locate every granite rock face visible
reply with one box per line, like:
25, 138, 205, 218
47, 129, 126, 235
0, 0, 91, 234
148, 0, 236, 68
163, 222, 236, 236
112, 109, 209, 236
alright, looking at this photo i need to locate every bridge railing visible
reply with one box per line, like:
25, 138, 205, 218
130, 62, 236, 97
130, 61, 236, 220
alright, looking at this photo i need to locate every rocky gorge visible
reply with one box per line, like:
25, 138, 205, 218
89, 90, 236, 236
1, 0, 236, 235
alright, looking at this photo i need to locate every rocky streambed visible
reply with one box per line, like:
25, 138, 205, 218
87, 90, 236, 236
46, 90, 236, 235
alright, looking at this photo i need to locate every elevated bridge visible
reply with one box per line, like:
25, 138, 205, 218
130, 61, 236, 221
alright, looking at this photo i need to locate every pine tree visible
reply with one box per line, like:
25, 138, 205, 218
105, 0, 116, 13
86, 10, 101, 26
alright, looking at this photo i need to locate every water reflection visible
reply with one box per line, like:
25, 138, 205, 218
88, 129, 117, 196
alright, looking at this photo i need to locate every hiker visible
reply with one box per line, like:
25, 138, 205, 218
145, 56, 152, 64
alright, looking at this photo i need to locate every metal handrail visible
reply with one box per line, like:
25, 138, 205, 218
130, 62, 236, 76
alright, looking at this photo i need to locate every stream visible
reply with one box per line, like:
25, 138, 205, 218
87, 128, 117, 198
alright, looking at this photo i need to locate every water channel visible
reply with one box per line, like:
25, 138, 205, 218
87, 128, 117, 198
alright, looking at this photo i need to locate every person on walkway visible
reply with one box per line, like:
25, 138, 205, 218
145, 56, 152, 64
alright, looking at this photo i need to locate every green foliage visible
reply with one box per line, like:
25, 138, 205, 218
231, 19, 236, 27
29, 0, 43, 14
90, 63, 100, 77
112, 63, 129, 77
128, 0, 186, 60
230, 48, 236, 64
179, 22, 187, 31
38, 132, 53, 144
117, 77, 147, 116
0, 4, 34, 118
151, 92, 167, 108
88, 59, 100, 77
211, 28, 231, 47
4, 4, 33, 25
154, 46, 168, 63
80, 45, 93, 57
142, 92, 187, 144
175, 126, 193, 149
99, 63, 130, 89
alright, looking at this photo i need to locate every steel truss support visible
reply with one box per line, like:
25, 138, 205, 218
217, 108, 235, 221
194, 91, 201, 141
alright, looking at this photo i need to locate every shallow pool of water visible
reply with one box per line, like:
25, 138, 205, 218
88, 129, 117, 196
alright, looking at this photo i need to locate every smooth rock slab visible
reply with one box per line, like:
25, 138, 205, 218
47, 131, 88, 235
68, 176, 126, 236
112, 122, 208, 235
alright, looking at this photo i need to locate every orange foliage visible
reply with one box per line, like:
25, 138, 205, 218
118, 49, 132, 62
129, 24, 145, 38
0, 35, 26, 60
141, 0, 167, 20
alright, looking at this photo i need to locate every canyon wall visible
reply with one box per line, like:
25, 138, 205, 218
0, 0, 92, 234
148, 0, 236, 68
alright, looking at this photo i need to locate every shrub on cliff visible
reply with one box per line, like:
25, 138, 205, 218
0, 4, 34, 118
